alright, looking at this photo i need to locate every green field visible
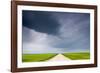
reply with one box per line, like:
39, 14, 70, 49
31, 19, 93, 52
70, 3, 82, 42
22, 52, 90, 62
62, 52, 90, 60
22, 53, 57, 62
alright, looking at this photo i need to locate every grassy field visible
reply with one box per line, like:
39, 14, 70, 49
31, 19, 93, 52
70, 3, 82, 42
22, 53, 57, 62
62, 52, 90, 60
22, 52, 90, 62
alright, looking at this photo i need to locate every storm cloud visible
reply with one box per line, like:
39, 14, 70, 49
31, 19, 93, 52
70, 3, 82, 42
22, 10, 90, 54
23, 11, 60, 35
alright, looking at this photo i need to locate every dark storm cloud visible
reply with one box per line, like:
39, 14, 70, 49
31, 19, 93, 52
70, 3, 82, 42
22, 10, 60, 35
22, 10, 90, 54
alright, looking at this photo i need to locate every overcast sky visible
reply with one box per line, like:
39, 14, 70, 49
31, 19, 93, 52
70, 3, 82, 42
22, 10, 90, 54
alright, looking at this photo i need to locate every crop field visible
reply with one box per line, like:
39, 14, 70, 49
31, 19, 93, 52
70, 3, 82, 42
22, 53, 57, 62
22, 52, 90, 62
62, 52, 90, 60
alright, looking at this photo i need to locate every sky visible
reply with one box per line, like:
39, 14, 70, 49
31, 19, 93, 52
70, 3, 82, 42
22, 10, 90, 54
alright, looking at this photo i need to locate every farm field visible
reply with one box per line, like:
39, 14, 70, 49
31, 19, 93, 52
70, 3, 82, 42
62, 52, 90, 60
22, 52, 90, 62
22, 53, 57, 62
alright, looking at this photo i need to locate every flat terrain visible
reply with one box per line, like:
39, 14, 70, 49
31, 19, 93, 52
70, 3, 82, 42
22, 53, 57, 62
63, 52, 90, 60
22, 52, 90, 62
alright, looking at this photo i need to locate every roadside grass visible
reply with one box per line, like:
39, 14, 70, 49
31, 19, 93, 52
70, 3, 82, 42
62, 52, 90, 60
22, 53, 57, 62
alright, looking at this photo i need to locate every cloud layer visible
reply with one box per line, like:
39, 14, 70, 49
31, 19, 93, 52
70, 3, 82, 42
22, 10, 90, 54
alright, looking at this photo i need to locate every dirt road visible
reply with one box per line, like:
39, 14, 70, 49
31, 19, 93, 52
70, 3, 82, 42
47, 54, 71, 61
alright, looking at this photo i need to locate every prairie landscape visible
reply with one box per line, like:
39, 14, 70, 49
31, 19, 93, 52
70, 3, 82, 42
22, 52, 90, 62
22, 10, 90, 62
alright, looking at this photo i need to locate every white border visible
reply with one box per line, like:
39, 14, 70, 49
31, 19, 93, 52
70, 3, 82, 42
17, 5, 94, 68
